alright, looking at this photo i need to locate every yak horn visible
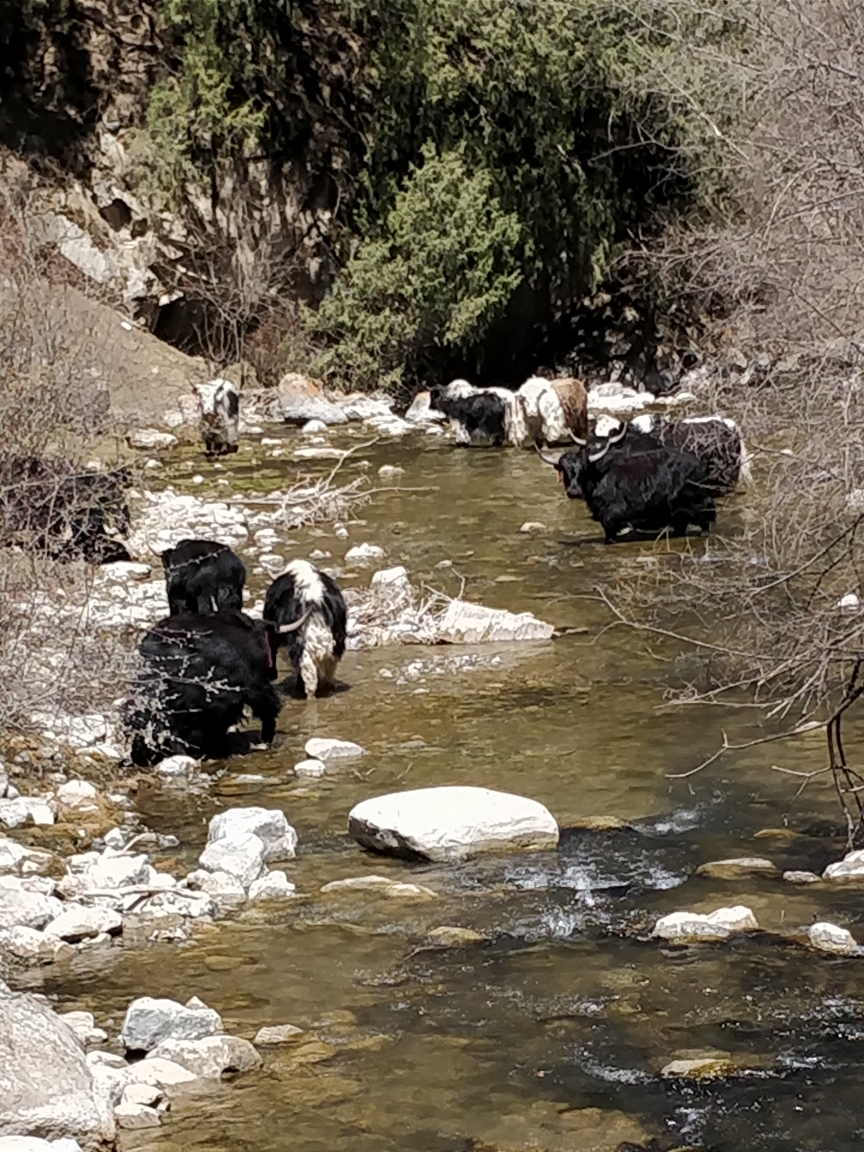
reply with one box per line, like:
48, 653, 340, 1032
588, 440, 612, 464
277, 607, 314, 634
570, 433, 587, 446
533, 442, 560, 467
607, 424, 628, 446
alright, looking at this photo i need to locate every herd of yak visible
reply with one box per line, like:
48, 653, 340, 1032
1, 372, 748, 766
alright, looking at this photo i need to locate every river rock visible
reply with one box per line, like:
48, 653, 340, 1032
0, 838, 53, 877
338, 395, 395, 422
55, 781, 98, 808
348, 786, 559, 861
0, 1140, 83, 1151
206, 807, 297, 862
652, 905, 759, 942
823, 848, 864, 882
0, 878, 63, 930
114, 1101, 161, 1130
199, 833, 266, 888
153, 754, 198, 777
294, 758, 326, 777
0, 926, 72, 964
119, 996, 223, 1053
78, 851, 150, 891
56, 1013, 108, 1048
126, 429, 178, 450
345, 543, 386, 564
427, 926, 487, 947
808, 921, 859, 955
305, 737, 367, 760
436, 599, 554, 643
320, 875, 437, 899
253, 1024, 304, 1046
0, 987, 115, 1148
247, 871, 296, 900
121, 1084, 162, 1109
695, 857, 779, 880
44, 906, 122, 943
184, 869, 246, 904
281, 395, 348, 425
0, 797, 54, 829
783, 870, 821, 885
661, 1051, 736, 1079
137, 890, 215, 919
146, 1035, 261, 1079
123, 1058, 197, 1090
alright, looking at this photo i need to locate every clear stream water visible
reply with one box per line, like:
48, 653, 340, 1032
23, 426, 864, 1151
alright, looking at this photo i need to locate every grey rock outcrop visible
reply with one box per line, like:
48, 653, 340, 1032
119, 996, 223, 1053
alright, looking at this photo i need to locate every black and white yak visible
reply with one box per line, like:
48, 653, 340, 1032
593, 414, 750, 495
428, 376, 588, 448
264, 560, 347, 697
428, 380, 528, 447
160, 538, 246, 616
537, 427, 716, 543
194, 378, 239, 456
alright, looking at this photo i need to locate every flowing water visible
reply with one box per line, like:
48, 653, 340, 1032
27, 428, 864, 1151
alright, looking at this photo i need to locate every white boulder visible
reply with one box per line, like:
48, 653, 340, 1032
823, 849, 864, 882
119, 996, 223, 1053
0, 838, 52, 877
0, 987, 115, 1147
652, 906, 759, 942
56, 1012, 108, 1048
206, 807, 297, 862
55, 781, 98, 808
77, 852, 150, 892
0, 877, 63, 930
348, 786, 559, 861
126, 429, 178, 450
0, 926, 72, 964
153, 755, 199, 777
44, 906, 122, 942
294, 759, 326, 778
123, 1058, 197, 1090
184, 869, 246, 904
146, 1035, 261, 1079
247, 871, 296, 900
436, 600, 554, 643
198, 834, 266, 888
808, 921, 858, 955
345, 543, 386, 564
305, 737, 367, 761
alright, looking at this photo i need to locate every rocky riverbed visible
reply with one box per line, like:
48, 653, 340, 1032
3, 376, 864, 1152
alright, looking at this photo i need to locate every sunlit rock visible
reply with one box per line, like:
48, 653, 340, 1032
206, 807, 297, 862
247, 871, 296, 900
652, 905, 759, 942
119, 996, 223, 1053
253, 1023, 304, 1045
44, 905, 122, 942
294, 759, 326, 778
348, 785, 559, 862
305, 737, 367, 761
320, 875, 437, 899
661, 1050, 737, 1079
198, 833, 266, 889
126, 429, 178, 450
0, 877, 63, 930
146, 1035, 261, 1080
823, 848, 864, 882
808, 921, 858, 955
426, 926, 487, 947
695, 857, 778, 880
436, 599, 554, 643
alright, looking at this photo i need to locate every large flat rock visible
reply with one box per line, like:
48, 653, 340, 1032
348, 786, 559, 862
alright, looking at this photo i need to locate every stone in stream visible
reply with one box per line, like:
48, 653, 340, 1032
347, 786, 559, 862
823, 848, 864, 882
253, 1024, 304, 1046
427, 926, 488, 947
146, 1035, 261, 1079
44, 905, 122, 943
808, 921, 859, 955
119, 996, 223, 1053
123, 1057, 198, 1090
783, 870, 821, 885
0, 986, 116, 1148
126, 429, 178, 450
305, 737, 367, 761
184, 868, 246, 905
695, 857, 779, 880
0, 838, 53, 877
248, 871, 296, 900
294, 758, 326, 777
345, 543, 386, 564
660, 1051, 738, 1079
55, 781, 99, 808
153, 754, 199, 777
435, 599, 554, 643
320, 875, 437, 899
0, 926, 73, 964
206, 807, 297, 862
198, 833, 266, 888
113, 1101, 162, 1130
0, 877, 63, 930
652, 905, 759, 942
56, 1012, 108, 1048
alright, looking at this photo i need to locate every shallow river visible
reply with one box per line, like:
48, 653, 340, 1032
31, 428, 864, 1150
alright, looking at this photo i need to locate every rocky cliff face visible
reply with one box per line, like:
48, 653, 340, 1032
0, 0, 359, 342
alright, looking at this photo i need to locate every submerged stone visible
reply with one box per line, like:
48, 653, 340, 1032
695, 857, 778, 880
427, 926, 487, 947
652, 905, 759, 942
348, 785, 559, 862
